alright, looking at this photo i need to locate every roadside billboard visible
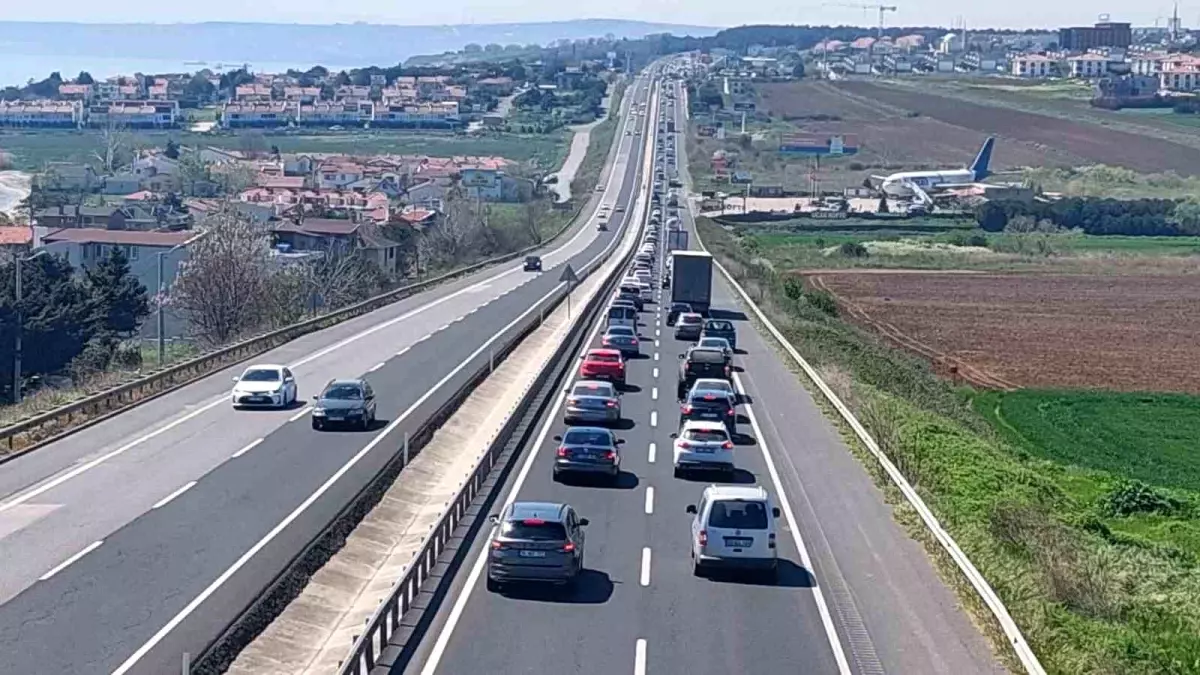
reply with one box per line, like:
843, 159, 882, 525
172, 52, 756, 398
779, 133, 859, 155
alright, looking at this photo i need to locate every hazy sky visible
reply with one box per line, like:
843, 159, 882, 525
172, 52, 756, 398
0, 2, 1189, 31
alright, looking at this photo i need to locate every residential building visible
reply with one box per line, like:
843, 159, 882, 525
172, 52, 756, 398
221, 102, 295, 128
238, 187, 389, 221
960, 52, 1006, 72
271, 218, 402, 275
58, 84, 94, 101
296, 101, 373, 126
0, 226, 33, 257
1059, 22, 1132, 50
373, 102, 461, 128
460, 167, 530, 203
1067, 54, 1110, 78
235, 84, 274, 101
0, 100, 83, 128
474, 76, 516, 95
1130, 52, 1168, 76
316, 160, 366, 189
723, 77, 751, 96
283, 86, 321, 103
334, 85, 372, 101
36, 163, 100, 191
34, 204, 192, 231
88, 100, 179, 128
881, 55, 913, 73
1160, 55, 1200, 91
1012, 54, 1056, 77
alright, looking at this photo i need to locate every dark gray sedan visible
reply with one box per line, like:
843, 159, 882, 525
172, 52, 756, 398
486, 501, 588, 591
564, 380, 622, 425
311, 378, 376, 430
601, 325, 640, 356
553, 426, 623, 481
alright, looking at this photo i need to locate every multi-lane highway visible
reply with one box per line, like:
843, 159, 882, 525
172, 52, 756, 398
0, 71, 660, 674
397, 67, 1006, 675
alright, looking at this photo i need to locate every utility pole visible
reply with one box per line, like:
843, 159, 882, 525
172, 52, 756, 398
13, 250, 48, 404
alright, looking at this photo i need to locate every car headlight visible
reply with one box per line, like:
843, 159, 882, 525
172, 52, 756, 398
312, 408, 326, 416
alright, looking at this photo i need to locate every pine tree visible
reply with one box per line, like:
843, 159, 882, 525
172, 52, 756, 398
85, 248, 150, 339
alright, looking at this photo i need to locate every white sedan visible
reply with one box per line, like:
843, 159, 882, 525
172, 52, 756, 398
231, 363, 299, 408
672, 420, 735, 478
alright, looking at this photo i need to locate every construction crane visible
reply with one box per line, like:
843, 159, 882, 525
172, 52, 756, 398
823, 3, 898, 38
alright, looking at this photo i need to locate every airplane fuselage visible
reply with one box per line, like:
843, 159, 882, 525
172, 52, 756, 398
880, 169, 976, 196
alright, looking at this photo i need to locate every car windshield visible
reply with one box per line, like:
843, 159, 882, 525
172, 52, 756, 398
572, 383, 613, 397
680, 315, 702, 325
589, 352, 620, 363
323, 384, 363, 400
708, 500, 769, 530
699, 339, 727, 349
684, 428, 728, 443
501, 520, 567, 541
672, 304, 691, 312
706, 320, 734, 332
564, 429, 613, 446
241, 369, 280, 382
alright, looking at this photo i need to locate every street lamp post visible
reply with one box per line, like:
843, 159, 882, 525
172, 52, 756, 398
13, 250, 49, 404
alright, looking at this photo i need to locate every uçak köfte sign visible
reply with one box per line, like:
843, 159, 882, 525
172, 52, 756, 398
778, 133, 859, 155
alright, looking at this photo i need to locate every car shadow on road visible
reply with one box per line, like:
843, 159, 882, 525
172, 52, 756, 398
679, 468, 757, 485
732, 431, 757, 447
628, 352, 652, 360
621, 383, 643, 394
558, 470, 639, 490
704, 560, 815, 588
500, 569, 615, 604
738, 394, 753, 405
240, 399, 307, 412
612, 418, 636, 431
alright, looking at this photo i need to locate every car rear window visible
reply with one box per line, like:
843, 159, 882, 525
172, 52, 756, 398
684, 428, 728, 443
572, 383, 612, 397
708, 501, 769, 530
589, 352, 620, 363
688, 393, 728, 408
688, 349, 725, 364
608, 327, 635, 336
706, 320, 734, 332
502, 520, 568, 541
564, 429, 613, 446
608, 307, 634, 319
679, 315, 702, 325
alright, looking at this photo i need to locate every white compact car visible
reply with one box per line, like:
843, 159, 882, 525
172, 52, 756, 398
672, 420, 735, 477
686, 484, 781, 579
231, 364, 299, 408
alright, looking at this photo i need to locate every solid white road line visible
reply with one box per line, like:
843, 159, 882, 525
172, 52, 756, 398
417, 273, 616, 675
733, 372, 853, 675
640, 547, 652, 586
232, 438, 263, 459
39, 540, 103, 581
151, 481, 197, 510
634, 638, 647, 675
649, 411, 658, 428
396, 346, 411, 357
368, 362, 386, 373
648, 443, 656, 463
288, 407, 312, 423
644, 486, 655, 514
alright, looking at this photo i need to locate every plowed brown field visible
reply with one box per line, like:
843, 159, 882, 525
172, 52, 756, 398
757, 80, 1080, 172
807, 270, 1200, 393
832, 81, 1200, 176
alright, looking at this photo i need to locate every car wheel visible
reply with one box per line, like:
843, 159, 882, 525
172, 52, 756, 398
673, 466, 683, 479
361, 415, 370, 431
312, 419, 322, 430
763, 563, 779, 584
692, 560, 705, 578
486, 575, 501, 593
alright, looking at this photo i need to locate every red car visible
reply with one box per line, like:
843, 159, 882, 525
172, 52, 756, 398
579, 348, 626, 386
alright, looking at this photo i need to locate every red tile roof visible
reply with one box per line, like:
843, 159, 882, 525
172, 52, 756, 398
42, 228, 196, 247
0, 227, 33, 246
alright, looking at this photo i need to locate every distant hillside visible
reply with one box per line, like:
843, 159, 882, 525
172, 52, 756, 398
0, 19, 719, 69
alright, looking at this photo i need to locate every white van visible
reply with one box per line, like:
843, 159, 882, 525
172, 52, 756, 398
607, 305, 637, 330
686, 484, 780, 580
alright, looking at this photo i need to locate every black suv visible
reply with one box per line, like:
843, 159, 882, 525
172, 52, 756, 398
679, 387, 737, 431
524, 255, 542, 272
676, 348, 732, 400
701, 318, 738, 351
311, 378, 377, 430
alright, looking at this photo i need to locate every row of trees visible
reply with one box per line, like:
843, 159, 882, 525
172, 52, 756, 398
974, 198, 1200, 237
0, 250, 149, 399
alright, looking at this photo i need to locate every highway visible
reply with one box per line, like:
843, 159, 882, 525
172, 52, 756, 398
0, 72, 659, 674
398, 67, 1006, 675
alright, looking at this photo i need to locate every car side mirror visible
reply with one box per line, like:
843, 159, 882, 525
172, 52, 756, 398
578, 518, 590, 527
677, 354, 685, 359
553, 435, 562, 442
686, 504, 697, 514
488, 514, 499, 523
311, 394, 318, 400
231, 376, 240, 382
669, 433, 678, 439
366, 394, 375, 401
772, 507, 781, 518
616, 439, 625, 445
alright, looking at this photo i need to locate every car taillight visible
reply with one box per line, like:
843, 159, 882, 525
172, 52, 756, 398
727, 408, 735, 416
602, 337, 611, 345
768, 533, 777, 549
606, 400, 618, 408
722, 441, 733, 449
678, 440, 690, 448
557, 446, 570, 457
698, 530, 707, 546
562, 542, 576, 553
631, 339, 638, 345
567, 398, 578, 406
491, 540, 504, 550
605, 450, 616, 460
681, 404, 693, 414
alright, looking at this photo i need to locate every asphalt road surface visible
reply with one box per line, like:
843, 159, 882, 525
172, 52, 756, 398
0, 75, 659, 675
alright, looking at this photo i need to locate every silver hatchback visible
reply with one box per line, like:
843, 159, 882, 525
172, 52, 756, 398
486, 501, 588, 591
564, 380, 622, 425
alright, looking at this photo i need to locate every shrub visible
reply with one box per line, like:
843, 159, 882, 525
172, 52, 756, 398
1100, 480, 1186, 518
838, 241, 868, 258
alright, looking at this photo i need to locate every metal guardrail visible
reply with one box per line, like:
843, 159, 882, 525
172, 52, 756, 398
333, 77, 660, 675
0, 89, 641, 459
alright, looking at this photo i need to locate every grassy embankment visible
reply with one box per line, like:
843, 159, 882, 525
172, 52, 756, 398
697, 215, 1200, 675
0, 128, 570, 171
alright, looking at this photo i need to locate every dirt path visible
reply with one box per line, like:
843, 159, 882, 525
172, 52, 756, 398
0, 171, 31, 216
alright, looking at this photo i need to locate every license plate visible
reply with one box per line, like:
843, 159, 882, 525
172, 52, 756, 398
694, 447, 715, 453
327, 415, 343, 421
519, 550, 547, 558
251, 397, 267, 403
725, 538, 753, 548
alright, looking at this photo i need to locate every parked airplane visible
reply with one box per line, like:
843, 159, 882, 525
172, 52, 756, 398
871, 137, 995, 203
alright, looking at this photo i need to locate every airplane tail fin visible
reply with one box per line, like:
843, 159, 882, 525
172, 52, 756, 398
970, 137, 995, 180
